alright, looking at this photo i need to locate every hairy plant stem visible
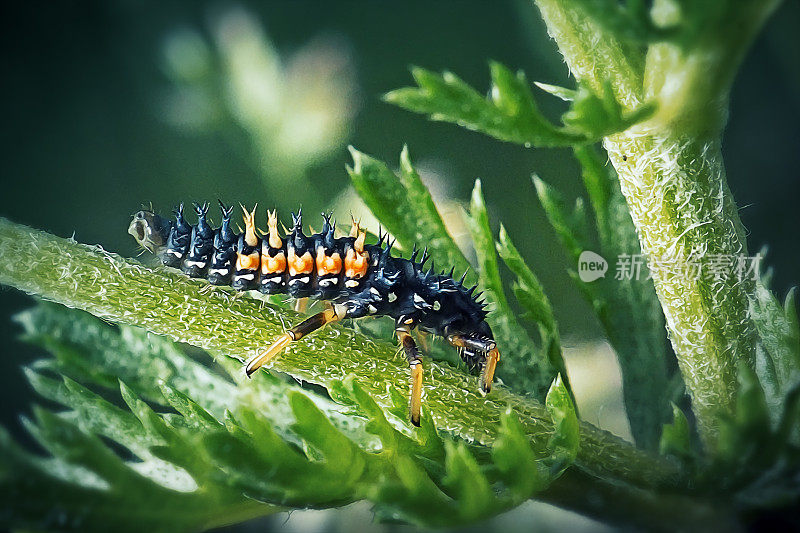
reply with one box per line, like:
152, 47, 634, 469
533, 0, 780, 447
0, 219, 698, 510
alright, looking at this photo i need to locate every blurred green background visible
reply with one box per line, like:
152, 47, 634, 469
1, 1, 798, 530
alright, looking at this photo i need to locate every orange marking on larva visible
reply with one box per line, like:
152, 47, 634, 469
237, 252, 260, 271
344, 248, 369, 279
262, 251, 286, 274
288, 250, 314, 276
316, 247, 342, 276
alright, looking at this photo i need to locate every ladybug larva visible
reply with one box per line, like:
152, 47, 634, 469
129, 202, 500, 426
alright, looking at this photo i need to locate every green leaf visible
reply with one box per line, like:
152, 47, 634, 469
370, 455, 453, 525
751, 283, 800, 415
534, 81, 577, 101
496, 224, 557, 335
25, 370, 158, 457
659, 403, 692, 459
533, 175, 590, 261
385, 62, 654, 148
545, 375, 580, 476
347, 145, 471, 277
442, 441, 499, 521
492, 410, 549, 500
494, 224, 573, 402
562, 82, 657, 141
159, 383, 223, 429
466, 180, 563, 398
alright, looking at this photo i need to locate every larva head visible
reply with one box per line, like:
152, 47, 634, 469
129, 210, 171, 253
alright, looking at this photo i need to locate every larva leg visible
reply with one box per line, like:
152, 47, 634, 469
245, 305, 345, 376
416, 330, 431, 353
396, 323, 423, 427
446, 334, 500, 394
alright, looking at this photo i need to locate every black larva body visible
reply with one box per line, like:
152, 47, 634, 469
134, 202, 491, 342
129, 202, 495, 380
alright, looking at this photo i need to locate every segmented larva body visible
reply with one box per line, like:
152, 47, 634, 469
129, 202, 500, 426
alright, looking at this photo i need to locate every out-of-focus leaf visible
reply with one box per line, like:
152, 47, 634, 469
660, 403, 692, 459
385, 62, 654, 147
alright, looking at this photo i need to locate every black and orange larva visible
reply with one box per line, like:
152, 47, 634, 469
129, 201, 500, 426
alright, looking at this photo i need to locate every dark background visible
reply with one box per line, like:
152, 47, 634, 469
0, 1, 798, 528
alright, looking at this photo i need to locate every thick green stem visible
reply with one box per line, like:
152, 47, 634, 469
533, 0, 779, 447
0, 219, 681, 493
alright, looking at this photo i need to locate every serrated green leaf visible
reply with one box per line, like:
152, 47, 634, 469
289, 392, 367, 487
563, 82, 657, 140
159, 383, 223, 429
496, 225, 557, 335
492, 410, 549, 500
534, 81, 577, 101
533, 175, 590, 260
385, 63, 654, 148
372, 455, 453, 525
28, 407, 140, 487
545, 375, 579, 476
467, 179, 561, 398
751, 283, 800, 415
347, 145, 471, 278
494, 224, 574, 404
442, 441, 499, 521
